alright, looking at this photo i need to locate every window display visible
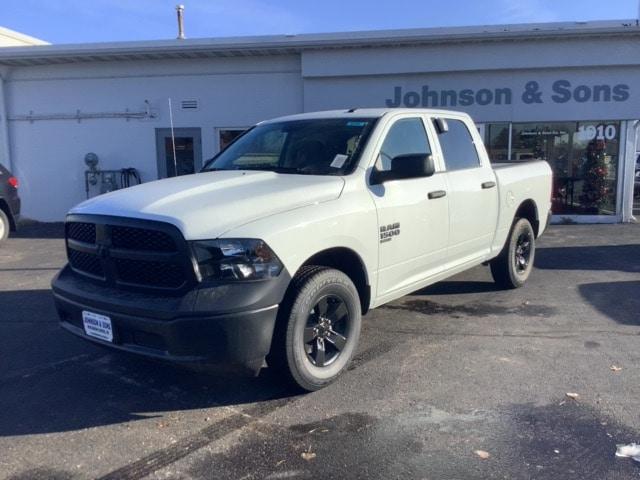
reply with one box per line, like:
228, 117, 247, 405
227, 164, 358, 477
484, 121, 620, 215
485, 123, 509, 162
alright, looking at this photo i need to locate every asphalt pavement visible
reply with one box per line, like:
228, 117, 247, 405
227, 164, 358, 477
1, 222, 639, 479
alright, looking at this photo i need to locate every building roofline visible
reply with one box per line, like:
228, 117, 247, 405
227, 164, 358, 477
0, 19, 638, 66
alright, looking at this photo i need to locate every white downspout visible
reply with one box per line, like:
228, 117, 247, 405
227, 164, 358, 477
0, 70, 12, 172
621, 120, 639, 223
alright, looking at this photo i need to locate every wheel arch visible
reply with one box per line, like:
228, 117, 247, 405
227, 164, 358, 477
297, 247, 371, 314
514, 199, 539, 237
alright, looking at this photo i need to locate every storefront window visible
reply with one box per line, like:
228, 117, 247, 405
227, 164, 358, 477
485, 121, 620, 215
485, 123, 509, 162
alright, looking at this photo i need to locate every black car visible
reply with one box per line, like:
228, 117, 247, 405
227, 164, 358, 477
0, 163, 20, 241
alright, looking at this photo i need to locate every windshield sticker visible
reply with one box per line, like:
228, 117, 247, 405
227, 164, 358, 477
347, 121, 367, 127
330, 154, 349, 169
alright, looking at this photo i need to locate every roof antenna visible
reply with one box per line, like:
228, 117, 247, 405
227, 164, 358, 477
176, 5, 186, 40
347, 107, 358, 113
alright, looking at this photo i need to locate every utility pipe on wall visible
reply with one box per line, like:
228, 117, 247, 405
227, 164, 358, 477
176, 5, 186, 40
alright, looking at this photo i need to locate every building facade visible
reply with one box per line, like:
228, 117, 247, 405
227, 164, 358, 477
0, 20, 638, 222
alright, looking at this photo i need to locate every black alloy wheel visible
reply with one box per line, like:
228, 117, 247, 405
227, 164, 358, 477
514, 231, 533, 273
304, 294, 350, 367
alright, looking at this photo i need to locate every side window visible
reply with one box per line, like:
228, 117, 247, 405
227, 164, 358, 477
436, 119, 481, 171
378, 118, 431, 171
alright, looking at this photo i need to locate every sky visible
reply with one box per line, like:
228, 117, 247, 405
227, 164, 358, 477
3, 0, 640, 44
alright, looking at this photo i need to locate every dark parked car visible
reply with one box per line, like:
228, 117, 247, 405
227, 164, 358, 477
0, 163, 20, 241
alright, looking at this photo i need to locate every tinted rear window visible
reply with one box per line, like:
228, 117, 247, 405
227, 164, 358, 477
436, 119, 481, 171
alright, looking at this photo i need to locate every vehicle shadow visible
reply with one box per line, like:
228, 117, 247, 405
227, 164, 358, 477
411, 280, 502, 296
0, 288, 300, 437
578, 281, 640, 326
535, 244, 640, 273
13, 221, 65, 239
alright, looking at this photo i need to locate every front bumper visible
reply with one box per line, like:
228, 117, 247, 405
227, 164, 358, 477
52, 265, 290, 373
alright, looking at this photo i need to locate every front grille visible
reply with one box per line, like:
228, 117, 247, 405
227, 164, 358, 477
111, 226, 176, 252
114, 258, 185, 288
67, 222, 96, 244
65, 217, 192, 292
68, 249, 104, 278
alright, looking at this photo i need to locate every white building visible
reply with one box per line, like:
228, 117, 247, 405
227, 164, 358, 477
0, 20, 638, 222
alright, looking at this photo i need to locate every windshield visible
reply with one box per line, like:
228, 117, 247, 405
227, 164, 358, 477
202, 118, 377, 175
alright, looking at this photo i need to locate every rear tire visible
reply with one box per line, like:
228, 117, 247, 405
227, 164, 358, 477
0, 209, 9, 241
270, 266, 361, 392
490, 218, 535, 289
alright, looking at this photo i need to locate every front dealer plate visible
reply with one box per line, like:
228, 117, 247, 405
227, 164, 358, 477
82, 310, 113, 342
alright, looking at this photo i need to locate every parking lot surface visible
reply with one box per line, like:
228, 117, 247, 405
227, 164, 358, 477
1, 223, 639, 479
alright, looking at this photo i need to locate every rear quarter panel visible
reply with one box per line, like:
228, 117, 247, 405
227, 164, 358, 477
491, 161, 553, 255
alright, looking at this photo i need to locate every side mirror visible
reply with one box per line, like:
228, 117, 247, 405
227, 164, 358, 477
371, 154, 435, 184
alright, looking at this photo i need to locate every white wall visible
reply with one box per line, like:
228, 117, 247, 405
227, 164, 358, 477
5, 55, 303, 220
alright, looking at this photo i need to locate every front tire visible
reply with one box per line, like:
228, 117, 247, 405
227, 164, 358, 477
490, 218, 535, 289
271, 266, 361, 391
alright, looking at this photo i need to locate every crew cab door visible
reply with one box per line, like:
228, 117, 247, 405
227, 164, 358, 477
432, 116, 499, 266
368, 115, 449, 300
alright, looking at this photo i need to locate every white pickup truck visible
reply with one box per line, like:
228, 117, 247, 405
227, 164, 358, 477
53, 108, 552, 391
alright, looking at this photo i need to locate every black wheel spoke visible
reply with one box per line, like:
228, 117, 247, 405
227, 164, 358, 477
304, 326, 317, 343
326, 330, 347, 351
317, 297, 329, 316
315, 338, 326, 367
329, 302, 348, 323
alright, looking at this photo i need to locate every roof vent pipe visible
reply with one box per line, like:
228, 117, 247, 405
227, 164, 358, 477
176, 5, 186, 40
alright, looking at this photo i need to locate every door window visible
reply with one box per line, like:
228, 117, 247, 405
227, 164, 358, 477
378, 118, 431, 171
436, 119, 481, 171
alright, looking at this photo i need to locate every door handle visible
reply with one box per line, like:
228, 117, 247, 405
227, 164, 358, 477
428, 190, 447, 199
482, 181, 496, 189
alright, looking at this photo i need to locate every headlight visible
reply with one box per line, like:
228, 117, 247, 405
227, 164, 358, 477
191, 239, 283, 281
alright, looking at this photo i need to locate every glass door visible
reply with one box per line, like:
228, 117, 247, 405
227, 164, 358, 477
155, 128, 202, 179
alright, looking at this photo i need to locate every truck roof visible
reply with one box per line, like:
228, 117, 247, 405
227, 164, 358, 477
261, 108, 471, 123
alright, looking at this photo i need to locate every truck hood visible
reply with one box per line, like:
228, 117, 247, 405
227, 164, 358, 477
70, 170, 345, 239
